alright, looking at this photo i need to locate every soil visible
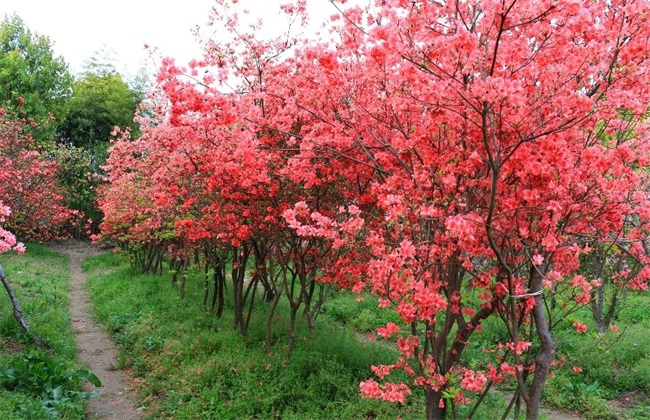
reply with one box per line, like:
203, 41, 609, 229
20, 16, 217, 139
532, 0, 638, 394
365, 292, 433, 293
52, 240, 142, 420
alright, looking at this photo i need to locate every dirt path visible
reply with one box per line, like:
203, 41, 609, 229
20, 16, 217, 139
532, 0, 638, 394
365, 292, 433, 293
52, 240, 142, 420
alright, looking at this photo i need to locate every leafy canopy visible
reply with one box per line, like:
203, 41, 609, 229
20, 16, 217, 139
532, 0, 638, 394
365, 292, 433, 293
57, 60, 141, 151
0, 14, 72, 144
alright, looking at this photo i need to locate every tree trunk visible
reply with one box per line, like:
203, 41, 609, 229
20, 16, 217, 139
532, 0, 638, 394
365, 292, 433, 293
203, 262, 209, 308
425, 387, 446, 420
232, 244, 253, 336
179, 273, 186, 300
216, 267, 225, 318
0, 264, 49, 349
208, 253, 227, 318
591, 284, 606, 333
287, 306, 298, 356
265, 288, 282, 349
526, 266, 555, 420
589, 245, 606, 333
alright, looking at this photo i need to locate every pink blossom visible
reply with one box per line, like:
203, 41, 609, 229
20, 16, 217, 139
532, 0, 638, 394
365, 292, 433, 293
359, 379, 382, 398
377, 322, 400, 339
572, 321, 588, 334
360, 380, 411, 404
506, 340, 533, 355
460, 370, 487, 393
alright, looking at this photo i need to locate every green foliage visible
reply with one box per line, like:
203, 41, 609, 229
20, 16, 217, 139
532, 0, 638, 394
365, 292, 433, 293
0, 14, 72, 144
0, 349, 100, 419
0, 389, 19, 420
616, 292, 650, 324
58, 66, 140, 150
85, 254, 425, 419
541, 312, 650, 418
82, 251, 650, 419
53, 58, 145, 236
0, 244, 98, 418
0, 244, 73, 350
544, 374, 615, 419
575, 328, 650, 394
321, 291, 401, 333
52, 143, 103, 236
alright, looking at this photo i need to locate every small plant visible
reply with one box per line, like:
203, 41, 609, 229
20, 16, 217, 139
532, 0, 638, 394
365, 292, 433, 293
351, 308, 379, 332
544, 373, 614, 419
0, 348, 101, 418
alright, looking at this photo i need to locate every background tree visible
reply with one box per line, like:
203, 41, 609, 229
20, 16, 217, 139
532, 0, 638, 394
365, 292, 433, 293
0, 107, 81, 242
0, 14, 72, 144
57, 61, 140, 157
55, 54, 144, 236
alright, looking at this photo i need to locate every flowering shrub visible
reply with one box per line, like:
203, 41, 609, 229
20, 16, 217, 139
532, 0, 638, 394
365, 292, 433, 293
0, 108, 80, 242
97, 0, 650, 417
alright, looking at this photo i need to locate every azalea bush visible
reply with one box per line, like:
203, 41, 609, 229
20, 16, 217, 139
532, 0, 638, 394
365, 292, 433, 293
0, 201, 24, 255
0, 107, 81, 242
97, 0, 650, 418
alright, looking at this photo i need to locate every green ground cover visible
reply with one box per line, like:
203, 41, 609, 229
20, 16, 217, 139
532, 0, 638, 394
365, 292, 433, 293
85, 251, 425, 419
0, 244, 98, 419
86, 250, 650, 419
1, 246, 648, 419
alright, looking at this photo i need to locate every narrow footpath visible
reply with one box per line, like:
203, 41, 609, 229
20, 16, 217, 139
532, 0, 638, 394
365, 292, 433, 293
53, 241, 142, 420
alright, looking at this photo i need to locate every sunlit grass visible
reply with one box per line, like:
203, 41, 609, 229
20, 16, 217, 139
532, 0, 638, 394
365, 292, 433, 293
84, 251, 650, 419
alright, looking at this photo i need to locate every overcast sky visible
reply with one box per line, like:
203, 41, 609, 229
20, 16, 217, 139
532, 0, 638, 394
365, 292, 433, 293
0, 0, 356, 78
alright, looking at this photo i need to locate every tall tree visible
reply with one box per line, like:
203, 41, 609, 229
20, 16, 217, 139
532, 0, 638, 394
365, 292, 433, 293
55, 56, 144, 235
57, 67, 140, 152
0, 14, 72, 144
275, 1, 650, 418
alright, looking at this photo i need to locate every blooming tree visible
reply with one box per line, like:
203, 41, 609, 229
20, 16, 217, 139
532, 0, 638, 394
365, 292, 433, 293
272, 0, 650, 417
97, 0, 650, 418
98, 1, 357, 346
0, 107, 81, 242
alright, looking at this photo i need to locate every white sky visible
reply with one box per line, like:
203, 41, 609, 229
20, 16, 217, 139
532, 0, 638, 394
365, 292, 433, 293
0, 0, 359, 79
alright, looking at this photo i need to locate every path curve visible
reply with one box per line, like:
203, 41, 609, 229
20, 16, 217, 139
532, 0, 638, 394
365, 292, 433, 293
52, 240, 142, 420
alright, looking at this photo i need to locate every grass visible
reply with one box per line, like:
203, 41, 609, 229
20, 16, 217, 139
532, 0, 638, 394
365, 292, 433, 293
541, 291, 650, 419
320, 292, 402, 333
322, 285, 650, 419
82, 249, 650, 419
85, 252, 425, 419
0, 242, 645, 419
0, 244, 95, 419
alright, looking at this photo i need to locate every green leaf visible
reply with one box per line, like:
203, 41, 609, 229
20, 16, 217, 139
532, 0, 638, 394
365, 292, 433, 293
51, 385, 64, 401
76, 369, 102, 387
